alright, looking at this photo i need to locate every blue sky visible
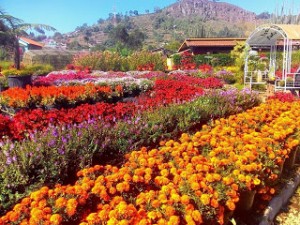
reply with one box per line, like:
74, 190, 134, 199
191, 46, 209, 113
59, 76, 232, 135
1, 0, 295, 34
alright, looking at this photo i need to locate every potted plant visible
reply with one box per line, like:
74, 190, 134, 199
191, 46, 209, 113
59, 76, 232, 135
1, 68, 33, 88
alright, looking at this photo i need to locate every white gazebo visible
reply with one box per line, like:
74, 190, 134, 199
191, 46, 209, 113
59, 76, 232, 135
244, 24, 300, 91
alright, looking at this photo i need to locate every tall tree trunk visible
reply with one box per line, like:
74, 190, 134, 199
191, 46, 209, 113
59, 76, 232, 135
14, 36, 20, 69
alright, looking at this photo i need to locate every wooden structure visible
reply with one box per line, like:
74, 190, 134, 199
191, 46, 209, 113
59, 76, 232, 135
244, 24, 300, 92
178, 38, 246, 55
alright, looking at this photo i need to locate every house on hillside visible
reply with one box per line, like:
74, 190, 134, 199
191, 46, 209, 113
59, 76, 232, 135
19, 36, 44, 51
177, 38, 246, 55
19, 36, 44, 59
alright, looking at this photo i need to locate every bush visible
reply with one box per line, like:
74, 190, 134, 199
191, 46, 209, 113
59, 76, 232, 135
72, 50, 166, 72
126, 51, 166, 71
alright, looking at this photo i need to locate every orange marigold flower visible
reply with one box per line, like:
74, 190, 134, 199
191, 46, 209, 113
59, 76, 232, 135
226, 200, 236, 211
180, 194, 190, 205
151, 200, 160, 208
168, 215, 180, 225
164, 205, 175, 217
8, 211, 20, 222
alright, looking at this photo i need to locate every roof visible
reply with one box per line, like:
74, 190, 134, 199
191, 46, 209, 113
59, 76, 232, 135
19, 36, 44, 47
247, 24, 300, 46
178, 38, 246, 52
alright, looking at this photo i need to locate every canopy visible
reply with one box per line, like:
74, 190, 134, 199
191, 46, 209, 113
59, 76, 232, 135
247, 24, 300, 46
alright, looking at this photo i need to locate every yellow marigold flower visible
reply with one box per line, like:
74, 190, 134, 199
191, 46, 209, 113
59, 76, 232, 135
253, 178, 261, 185
160, 169, 169, 177
55, 197, 67, 208
238, 174, 245, 182
119, 220, 130, 225
190, 182, 200, 191
147, 211, 157, 220
107, 217, 118, 225
157, 218, 167, 225
200, 194, 210, 205
30, 208, 44, 222
185, 215, 195, 225
191, 210, 202, 222
170, 193, 180, 203
233, 169, 240, 176
49, 214, 62, 225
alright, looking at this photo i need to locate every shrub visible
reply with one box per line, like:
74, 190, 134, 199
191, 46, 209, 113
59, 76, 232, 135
72, 50, 166, 72
127, 51, 166, 71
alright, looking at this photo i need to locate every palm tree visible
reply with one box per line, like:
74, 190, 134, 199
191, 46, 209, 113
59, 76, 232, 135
0, 8, 56, 69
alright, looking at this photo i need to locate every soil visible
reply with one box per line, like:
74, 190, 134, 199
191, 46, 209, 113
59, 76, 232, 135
274, 184, 300, 225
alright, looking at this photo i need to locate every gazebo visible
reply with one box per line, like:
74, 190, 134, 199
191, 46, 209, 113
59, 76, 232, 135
244, 24, 300, 91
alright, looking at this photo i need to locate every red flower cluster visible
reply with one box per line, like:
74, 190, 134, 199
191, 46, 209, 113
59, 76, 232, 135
0, 77, 215, 140
199, 64, 213, 73
137, 63, 155, 71
66, 64, 92, 73
268, 92, 297, 102
33, 71, 97, 86
0, 84, 116, 108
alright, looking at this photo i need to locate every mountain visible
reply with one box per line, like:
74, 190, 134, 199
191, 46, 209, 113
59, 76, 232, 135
54, 0, 262, 51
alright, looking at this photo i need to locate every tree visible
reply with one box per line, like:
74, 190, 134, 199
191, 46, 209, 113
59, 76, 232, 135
0, 8, 56, 69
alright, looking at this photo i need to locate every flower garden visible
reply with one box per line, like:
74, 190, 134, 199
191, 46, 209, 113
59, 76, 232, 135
0, 51, 299, 225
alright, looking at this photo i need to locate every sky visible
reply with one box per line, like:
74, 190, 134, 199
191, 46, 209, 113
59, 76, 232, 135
1, 0, 297, 35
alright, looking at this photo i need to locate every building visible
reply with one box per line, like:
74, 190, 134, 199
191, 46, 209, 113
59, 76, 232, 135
178, 38, 246, 55
19, 36, 44, 52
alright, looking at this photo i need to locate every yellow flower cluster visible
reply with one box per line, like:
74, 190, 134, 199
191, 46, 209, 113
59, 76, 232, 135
1, 99, 300, 225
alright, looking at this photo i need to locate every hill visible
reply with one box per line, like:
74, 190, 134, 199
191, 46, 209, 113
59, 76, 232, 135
54, 0, 263, 51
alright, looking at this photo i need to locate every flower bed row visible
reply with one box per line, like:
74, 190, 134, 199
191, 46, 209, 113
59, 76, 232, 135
33, 71, 154, 97
1, 97, 299, 224
0, 84, 120, 109
0, 77, 207, 140
0, 88, 260, 215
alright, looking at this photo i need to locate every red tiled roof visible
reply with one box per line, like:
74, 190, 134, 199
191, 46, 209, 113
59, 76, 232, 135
19, 36, 44, 47
178, 38, 246, 52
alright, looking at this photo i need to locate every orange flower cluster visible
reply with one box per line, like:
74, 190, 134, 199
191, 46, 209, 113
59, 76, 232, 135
1, 99, 300, 225
0, 83, 121, 108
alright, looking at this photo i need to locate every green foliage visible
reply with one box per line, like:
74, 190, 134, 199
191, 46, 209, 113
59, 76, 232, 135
194, 53, 234, 66
126, 51, 166, 71
73, 50, 166, 71
0, 61, 11, 70
230, 41, 247, 70
0, 9, 56, 69
172, 54, 181, 65
292, 50, 300, 68
1, 64, 53, 76
0, 48, 8, 61
164, 41, 181, 52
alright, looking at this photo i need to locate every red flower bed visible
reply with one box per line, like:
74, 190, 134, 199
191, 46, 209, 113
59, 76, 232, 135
33, 71, 97, 86
0, 84, 116, 108
0, 78, 209, 140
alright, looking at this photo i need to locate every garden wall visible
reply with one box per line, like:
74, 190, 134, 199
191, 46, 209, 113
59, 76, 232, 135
22, 49, 78, 70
